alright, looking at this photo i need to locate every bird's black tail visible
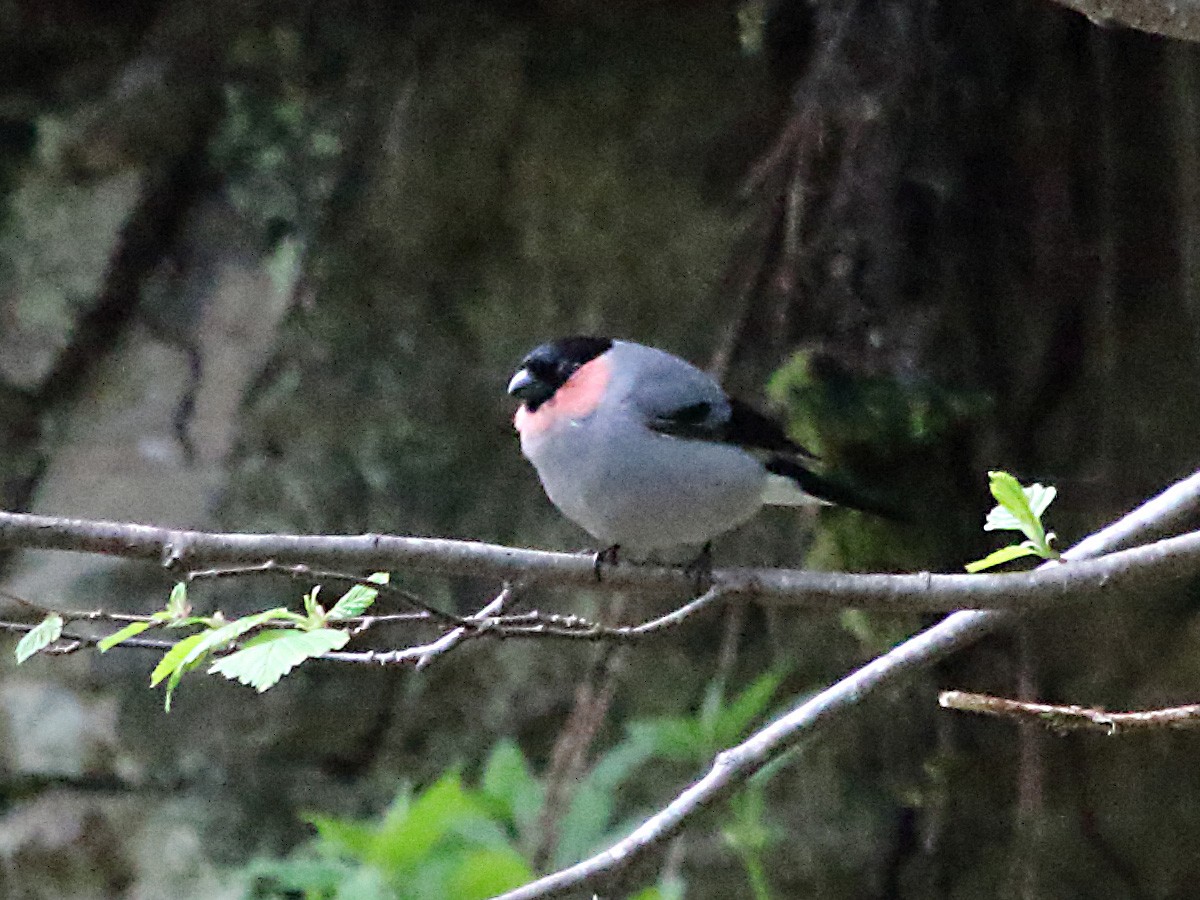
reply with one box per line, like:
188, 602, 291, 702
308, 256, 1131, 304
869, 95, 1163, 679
765, 456, 903, 520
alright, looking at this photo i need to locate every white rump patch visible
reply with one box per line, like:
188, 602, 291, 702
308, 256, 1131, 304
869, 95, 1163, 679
761, 473, 831, 508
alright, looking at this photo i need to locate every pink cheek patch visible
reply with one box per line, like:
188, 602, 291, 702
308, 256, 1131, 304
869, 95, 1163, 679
513, 354, 612, 438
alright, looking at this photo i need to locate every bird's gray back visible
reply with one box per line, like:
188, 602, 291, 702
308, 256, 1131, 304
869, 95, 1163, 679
603, 341, 730, 429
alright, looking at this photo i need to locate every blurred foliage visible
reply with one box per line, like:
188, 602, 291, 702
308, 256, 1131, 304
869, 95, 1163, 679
240, 671, 788, 899
766, 349, 991, 573
766, 350, 990, 465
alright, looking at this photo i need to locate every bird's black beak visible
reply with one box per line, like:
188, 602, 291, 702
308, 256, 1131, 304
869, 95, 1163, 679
507, 367, 537, 398
507, 367, 554, 409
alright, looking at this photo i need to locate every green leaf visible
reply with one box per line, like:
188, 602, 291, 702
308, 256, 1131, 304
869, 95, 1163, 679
150, 607, 292, 688
712, 671, 786, 749
625, 717, 704, 762
724, 783, 773, 854
328, 572, 388, 620
15, 614, 63, 663
149, 627, 204, 676
965, 543, 1040, 573
308, 813, 379, 859
150, 609, 295, 710
1026, 482, 1057, 519
149, 631, 210, 711
983, 471, 1054, 548
984, 472, 1036, 531
150, 632, 207, 686
98, 620, 154, 652
165, 582, 189, 619
446, 848, 533, 900
481, 739, 543, 836
208, 627, 349, 692
554, 740, 658, 869
370, 771, 492, 873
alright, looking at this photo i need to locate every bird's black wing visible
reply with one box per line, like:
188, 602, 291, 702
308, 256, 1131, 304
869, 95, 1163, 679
647, 397, 817, 460
723, 398, 817, 458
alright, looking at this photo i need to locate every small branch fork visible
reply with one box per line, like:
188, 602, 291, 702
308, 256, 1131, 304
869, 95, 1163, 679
939, 691, 1200, 734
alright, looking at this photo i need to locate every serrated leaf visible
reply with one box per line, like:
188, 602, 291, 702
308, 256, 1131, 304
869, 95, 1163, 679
328, 572, 388, 620
150, 607, 292, 688
965, 543, 1039, 573
983, 471, 1058, 557
150, 631, 209, 687
208, 627, 349, 692
98, 621, 154, 652
15, 614, 63, 663
165, 582, 190, 619
985, 471, 1037, 532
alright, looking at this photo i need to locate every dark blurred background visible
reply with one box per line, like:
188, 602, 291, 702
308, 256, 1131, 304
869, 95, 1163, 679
1, 0, 1199, 896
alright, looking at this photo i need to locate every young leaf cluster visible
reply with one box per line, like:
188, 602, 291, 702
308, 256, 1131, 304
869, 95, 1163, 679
152, 575, 387, 709
11, 575, 389, 710
966, 471, 1061, 573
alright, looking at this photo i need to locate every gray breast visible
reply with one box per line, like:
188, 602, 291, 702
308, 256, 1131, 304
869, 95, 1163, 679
525, 409, 767, 552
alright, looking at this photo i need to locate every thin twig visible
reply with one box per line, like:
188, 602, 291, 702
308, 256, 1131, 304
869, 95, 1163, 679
939, 691, 1200, 734
323, 587, 732, 665
187, 561, 461, 625
0, 586, 158, 625
413, 583, 520, 670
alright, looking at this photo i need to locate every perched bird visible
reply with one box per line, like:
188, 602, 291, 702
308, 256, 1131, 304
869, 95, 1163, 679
507, 336, 881, 560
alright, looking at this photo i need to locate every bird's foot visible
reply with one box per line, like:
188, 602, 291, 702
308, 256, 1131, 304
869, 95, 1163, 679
683, 542, 713, 597
593, 544, 621, 582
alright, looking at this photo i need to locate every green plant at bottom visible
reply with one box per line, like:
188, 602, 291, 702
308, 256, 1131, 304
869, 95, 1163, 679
240, 672, 789, 899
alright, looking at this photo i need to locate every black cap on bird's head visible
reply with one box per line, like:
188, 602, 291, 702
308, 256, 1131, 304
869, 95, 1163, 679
507, 336, 613, 411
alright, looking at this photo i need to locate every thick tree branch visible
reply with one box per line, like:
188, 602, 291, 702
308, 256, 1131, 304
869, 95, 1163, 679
939, 690, 1200, 733
492, 470, 1200, 899
1046, 0, 1200, 42
2, 506, 1200, 612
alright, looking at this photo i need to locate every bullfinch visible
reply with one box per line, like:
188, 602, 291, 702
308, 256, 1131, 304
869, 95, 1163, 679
508, 336, 881, 558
